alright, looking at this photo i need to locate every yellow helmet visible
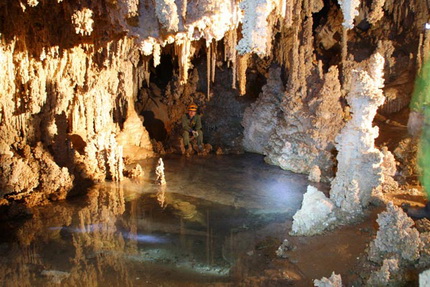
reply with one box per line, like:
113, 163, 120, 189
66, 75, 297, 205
188, 104, 198, 111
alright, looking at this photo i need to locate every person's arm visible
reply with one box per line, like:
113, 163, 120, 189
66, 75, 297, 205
182, 115, 192, 132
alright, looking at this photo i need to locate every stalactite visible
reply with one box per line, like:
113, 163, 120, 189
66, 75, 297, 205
211, 41, 217, 83
367, 0, 385, 25
237, 53, 249, 96
176, 36, 191, 85
207, 43, 211, 98
337, 0, 360, 29
417, 33, 424, 72
223, 29, 238, 89
341, 27, 348, 83
237, 0, 275, 56
143, 59, 150, 87
182, 0, 187, 21
284, 0, 294, 28
153, 43, 161, 68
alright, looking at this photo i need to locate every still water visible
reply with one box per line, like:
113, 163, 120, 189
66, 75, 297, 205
0, 154, 311, 286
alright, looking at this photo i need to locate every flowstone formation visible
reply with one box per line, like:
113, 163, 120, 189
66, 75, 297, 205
242, 67, 284, 154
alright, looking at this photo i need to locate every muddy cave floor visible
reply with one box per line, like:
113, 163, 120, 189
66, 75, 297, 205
0, 111, 429, 286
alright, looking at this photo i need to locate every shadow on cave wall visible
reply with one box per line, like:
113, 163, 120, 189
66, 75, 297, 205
141, 110, 167, 142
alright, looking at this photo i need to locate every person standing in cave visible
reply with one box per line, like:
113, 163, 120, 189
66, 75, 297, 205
405, 56, 430, 219
182, 103, 204, 152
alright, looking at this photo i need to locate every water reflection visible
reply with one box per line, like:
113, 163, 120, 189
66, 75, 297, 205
0, 154, 310, 286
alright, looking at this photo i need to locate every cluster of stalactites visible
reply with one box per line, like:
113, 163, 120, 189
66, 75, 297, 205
136, 0, 311, 96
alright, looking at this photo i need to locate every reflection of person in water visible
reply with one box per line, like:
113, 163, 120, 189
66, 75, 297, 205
406, 55, 430, 219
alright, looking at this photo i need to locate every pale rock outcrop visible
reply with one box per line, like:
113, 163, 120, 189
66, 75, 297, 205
265, 66, 344, 179
330, 53, 386, 215
242, 67, 283, 154
291, 186, 336, 236
420, 269, 430, 287
368, 202, 423, 264
313, 272, 342, 287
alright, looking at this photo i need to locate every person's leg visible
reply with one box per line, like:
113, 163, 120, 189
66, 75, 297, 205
196, 130, 203, 146
183, 131, 190, 148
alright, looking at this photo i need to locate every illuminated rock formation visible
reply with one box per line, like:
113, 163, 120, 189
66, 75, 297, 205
368, 202, 423, 264
264, 65, 344, 179
242, 67, 284, 154
291, 185, 336, 236
330, 53, 386, 215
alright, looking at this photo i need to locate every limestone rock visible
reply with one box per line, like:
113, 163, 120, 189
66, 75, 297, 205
313, 272, 342, 287
291, 186, 336, 236
242, 67, 283, 154
265, 66, 344, 180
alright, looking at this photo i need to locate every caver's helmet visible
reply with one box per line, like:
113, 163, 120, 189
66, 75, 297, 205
188, 104, 198, 111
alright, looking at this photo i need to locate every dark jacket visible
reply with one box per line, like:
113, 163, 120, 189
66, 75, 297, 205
182, 114, 202, 132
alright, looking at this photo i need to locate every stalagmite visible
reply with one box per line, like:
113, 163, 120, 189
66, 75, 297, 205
291, 185, 336, 236
176, 36, 192, 85
368, 202, 423, 263
330, 53, 386, 215
155, 158, 166, 185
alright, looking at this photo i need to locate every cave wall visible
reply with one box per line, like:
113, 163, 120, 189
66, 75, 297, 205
0, 0, 429, 210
